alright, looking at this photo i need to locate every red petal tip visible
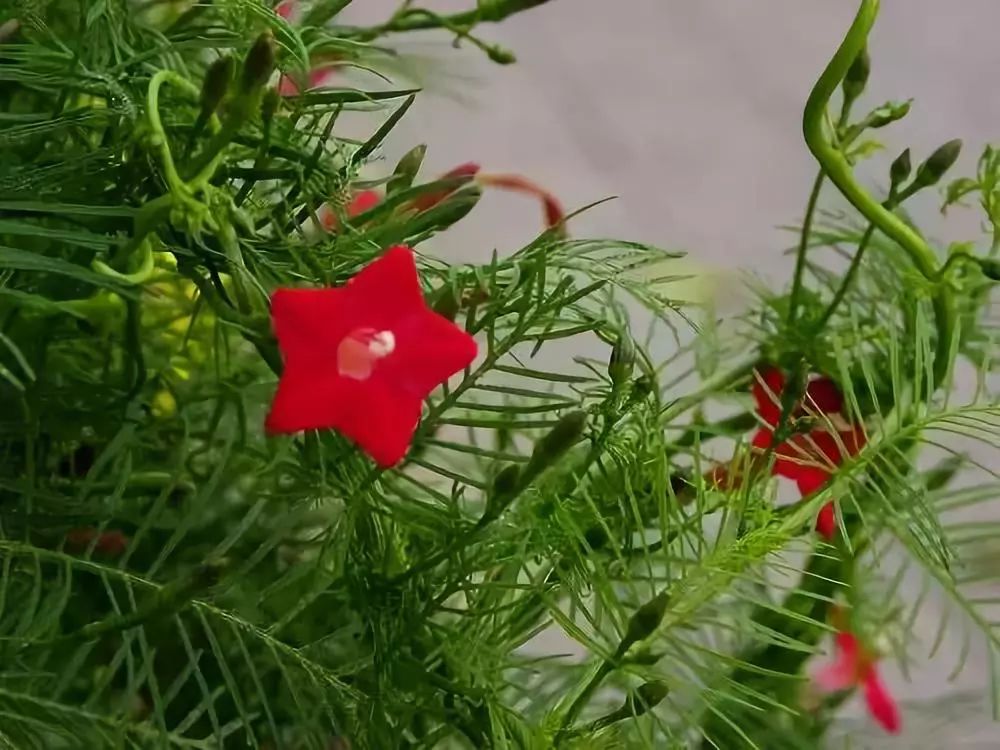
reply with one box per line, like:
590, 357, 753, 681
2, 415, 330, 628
815, 501, 837, 539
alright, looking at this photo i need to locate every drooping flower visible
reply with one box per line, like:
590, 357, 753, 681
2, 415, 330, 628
750, 366, 866, 538
266, 246, 478, 467
410, 163, 565, 230
478, 172, 566, 230
814, 623, 901, 734
319, 189, 382, 231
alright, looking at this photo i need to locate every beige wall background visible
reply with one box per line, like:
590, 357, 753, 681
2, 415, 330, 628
340, 2, 1000, 746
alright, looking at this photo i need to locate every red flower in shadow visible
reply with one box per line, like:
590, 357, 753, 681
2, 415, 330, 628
751, 366, 866, 538
266, 246, 478, 467
815, 624, 901, 734
66, 527, 129, 556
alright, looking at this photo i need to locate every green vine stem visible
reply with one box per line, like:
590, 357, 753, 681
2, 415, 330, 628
802, 0, 956, 389
348, 0, 554, 38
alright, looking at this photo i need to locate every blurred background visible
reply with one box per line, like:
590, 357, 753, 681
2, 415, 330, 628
338, 2, 1000, 746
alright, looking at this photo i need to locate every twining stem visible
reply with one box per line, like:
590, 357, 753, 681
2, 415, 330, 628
803, 0, 955, 389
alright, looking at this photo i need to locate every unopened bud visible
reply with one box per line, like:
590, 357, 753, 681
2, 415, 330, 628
409, 185, 481, 234
976, 257, 1000, 281
526, 411, 586, 476
388, 144, 427, 194
889, 148, 911, 187
479, 464, 522, 525
914, 139, 963, 188
842, 47, 870, 102
867, 100, 910, 129
626, 680, 670, 715
241, 31, 277, 93
608, 334, 635, 386
619, 591, 669, 654
200, 56, 234, 115
491, 463, 521, 497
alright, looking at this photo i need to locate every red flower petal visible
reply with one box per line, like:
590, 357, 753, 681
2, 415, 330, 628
278, 74, 300, 97
321, 189, 382, 231
270, 287, 353, 369
477, 173, 565, 228
752, 367, 785, 426
839, 425, 867, 458
348, 189, 381, 216
751, 427, 773, 450
341, 245, 426, 327
804, 376, 843, 415
276, 1, 297, 21
267, 246, 477, 466
814, 635, 858, 693
863, 669, 901, 734
815, 501, 837, 539
794, 465, 830, 495
381, 308, 479, 400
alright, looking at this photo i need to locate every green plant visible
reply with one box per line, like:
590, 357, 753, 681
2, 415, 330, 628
0, 1, 997, 748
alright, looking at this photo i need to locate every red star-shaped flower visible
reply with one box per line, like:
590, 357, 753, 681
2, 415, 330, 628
751, 366, 866, 538
814, 617, 900, 734
266, 245, 478, 467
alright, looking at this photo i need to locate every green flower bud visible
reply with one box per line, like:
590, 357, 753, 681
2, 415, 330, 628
388, 144, 427, 194
241, 31, 277, 93
200, 56, 234, 116
889, 148, 911, 187
526, 410, 587, 474
867, 100, 910, 129
408, 186, 481, 234
478, 464, 523, 526
914, 139, 963, 188
618, 591, 669, 655
976, 257, 1000, 281
842, 47, 870, 102
491, 463, 521, 497
608, 334, 635, 386
626, 680, 670, 715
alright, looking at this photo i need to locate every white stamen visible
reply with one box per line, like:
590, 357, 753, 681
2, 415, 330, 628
337, 328, 396, 380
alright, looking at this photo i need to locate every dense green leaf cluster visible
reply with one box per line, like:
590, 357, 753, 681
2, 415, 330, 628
0, 1, 997, 749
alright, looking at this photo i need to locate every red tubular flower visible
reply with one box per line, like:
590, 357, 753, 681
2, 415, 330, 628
409, 163, 565, 231
320, 189, 382, 231
815, 628, 901, 734
477, 172, 566, 229
750, 366, 866, 538
266, 246, 478, 467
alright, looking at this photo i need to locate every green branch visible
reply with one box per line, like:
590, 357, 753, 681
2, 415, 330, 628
362, 0, 554, 33
802, 0, 956, 389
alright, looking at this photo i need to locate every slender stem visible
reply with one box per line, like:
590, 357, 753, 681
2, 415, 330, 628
347, 0, 554, 38
813, 222, 876, 330
787, 171, 826, 325
802, 0, 955, 389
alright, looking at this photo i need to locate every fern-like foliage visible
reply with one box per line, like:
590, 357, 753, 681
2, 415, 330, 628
1, 1, 999, 749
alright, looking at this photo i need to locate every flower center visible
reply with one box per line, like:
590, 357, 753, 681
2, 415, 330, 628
337, 328, 395, 380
